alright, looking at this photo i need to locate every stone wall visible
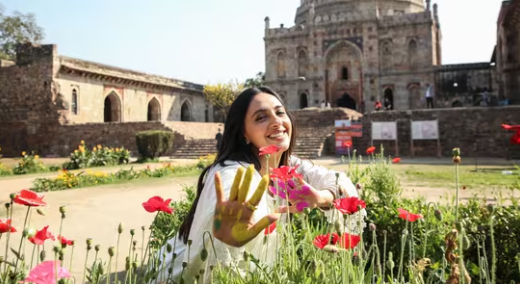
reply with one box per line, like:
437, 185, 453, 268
352, 106, 520, 158
163, 121, 224, 140
48, 122, 184, 157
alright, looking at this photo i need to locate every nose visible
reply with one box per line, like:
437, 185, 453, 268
270, 115, 283, 128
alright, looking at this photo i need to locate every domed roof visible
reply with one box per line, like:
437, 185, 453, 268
295, 0, 426, 25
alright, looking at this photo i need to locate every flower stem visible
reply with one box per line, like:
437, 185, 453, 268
455, 163, 460, 222
14, 206, 32, 274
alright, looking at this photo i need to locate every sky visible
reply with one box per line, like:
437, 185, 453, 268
1, 0, 504, 85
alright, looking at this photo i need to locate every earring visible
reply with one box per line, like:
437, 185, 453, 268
244, 138, 250, 145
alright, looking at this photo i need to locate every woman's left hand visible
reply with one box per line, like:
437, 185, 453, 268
273, 177, 334, 214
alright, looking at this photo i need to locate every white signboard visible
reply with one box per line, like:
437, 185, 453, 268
411, 120, 439, 140
371, 121, 397, 140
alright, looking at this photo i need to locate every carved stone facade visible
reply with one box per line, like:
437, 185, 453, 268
264, 0, 442, 112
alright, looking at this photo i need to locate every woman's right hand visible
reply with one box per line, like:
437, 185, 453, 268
212, 165, 280, 247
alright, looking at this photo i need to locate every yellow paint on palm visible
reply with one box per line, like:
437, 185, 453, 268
229, 167, 245, 201
231, 217, 273, 243
237, 164, 254, 203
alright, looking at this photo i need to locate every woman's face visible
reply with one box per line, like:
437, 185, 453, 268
244, 93, 292, 153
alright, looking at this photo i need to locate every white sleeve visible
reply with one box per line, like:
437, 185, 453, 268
290, 156, 366, 235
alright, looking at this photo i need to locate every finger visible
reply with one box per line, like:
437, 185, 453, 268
274, 206, 289, 214
248, 175, 269, 206
247, 214, 280, 240
229, 166, 245, 201
295, 176, 306, 186
214, 172, 224, 205
238, 164, 254, 203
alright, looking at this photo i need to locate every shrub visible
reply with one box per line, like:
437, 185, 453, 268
0, 147, 11, 176
64, 140, 131, 170
12, 151, 47, 175
196, 153, 216, 169
135, 130, 174, 159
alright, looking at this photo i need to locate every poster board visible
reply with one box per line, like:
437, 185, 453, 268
335, 119, 363, 155
371, 121, 397, 140
411, 120, 439, 140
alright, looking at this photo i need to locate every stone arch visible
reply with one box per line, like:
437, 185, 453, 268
383, 88, 394, 110
408, 83, 422, 109
299, 93, 308, 109
71, 89, 78, 115
381, 40, 393, 71
324, 40, 363, 107
408, 39, 418, 69
104, 91, 121, 122
297, 49, 308, 77
180, 100, 192, 122
276, 51, 286, 78
147, 97, 161, 121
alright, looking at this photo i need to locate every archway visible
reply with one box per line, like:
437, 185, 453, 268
325, 41, 363, 107
300, 93, 308, 109
181, 101, 191, 122
383, 88, 394, 110
104, 92, 121, 122
337, 93, 357, 110
147, 98, 161, 121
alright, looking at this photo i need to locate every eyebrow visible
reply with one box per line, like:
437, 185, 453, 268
251, 105, 284, 118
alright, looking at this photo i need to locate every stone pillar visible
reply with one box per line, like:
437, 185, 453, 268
264, 16, 270, 30
426, 0, 431, 11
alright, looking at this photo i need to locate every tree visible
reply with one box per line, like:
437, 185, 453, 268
244, 72, 265, 88
203, 80, 244, 121
0, 4, 44, 60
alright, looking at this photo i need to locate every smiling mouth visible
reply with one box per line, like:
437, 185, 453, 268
267, 131, 287, 139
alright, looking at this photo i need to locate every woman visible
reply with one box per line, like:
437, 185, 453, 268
153, 87, 365, 283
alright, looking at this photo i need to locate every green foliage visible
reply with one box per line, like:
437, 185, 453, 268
12, 151, 47, 175
196, 153, 216, 169
149, 185, 196, 249
135, 130, 174, 159
64, 140, 131, 170
244, 72, 265, 88
203, 80, 244, 120
0, 4, 44, 60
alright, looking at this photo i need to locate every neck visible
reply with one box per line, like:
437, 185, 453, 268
259, 153, 283, 176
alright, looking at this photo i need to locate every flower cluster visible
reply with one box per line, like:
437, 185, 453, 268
66, 140, 130, 170
12, 151, 47, 175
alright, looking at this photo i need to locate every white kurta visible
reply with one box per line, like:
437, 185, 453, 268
152, 156, 366, 284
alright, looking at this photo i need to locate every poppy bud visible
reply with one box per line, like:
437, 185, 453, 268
182, 262, 187, 268
434, 209, 443, 222
130, 229, 135, 236
452, 148, 461, 157
168, 267, 173, 274
369, 223, 376, 231
356, 183, 362, 190
323, 244, 339, 254
87, 245, 92, 251
453, 156, 461, 164
40, 250, 46, 262
132, 261, 138, 270
4, 203, 10, 209
98, 262, 105, 274
201, 248, 208, 261
166, 243, 173, 253
334, 219, 343, 234
304, 208, 311, 215
36, 209, 45, 216
188, 240, 193, 246
108, 247, 115, 257
172, 253, 178, 260
133, 240, 137, 247
59, 206, 66, 214
58, 279, 66, 284
209, 265, 214, 271
25, 228, 36, 238
86, 238, 92, 246
352, 253, 360, 266
53, 245, 61, 254
9, 193, 16, 200
141, 225, 146, 231
243, 251, 249, 261
463, 235, 471, 251
118, 223, 124, 234
58, 251, 64, 261
125, 257, 130, 271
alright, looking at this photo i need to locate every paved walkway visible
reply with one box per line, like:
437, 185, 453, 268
0, 157, 517, 281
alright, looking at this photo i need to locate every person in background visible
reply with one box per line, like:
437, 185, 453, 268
215, 128, 223, 151
425, 83, 434, 109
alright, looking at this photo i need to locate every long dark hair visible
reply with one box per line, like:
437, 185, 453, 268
178, 86, 296, 244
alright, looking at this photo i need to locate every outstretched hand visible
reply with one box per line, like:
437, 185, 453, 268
213, 165, 280, 247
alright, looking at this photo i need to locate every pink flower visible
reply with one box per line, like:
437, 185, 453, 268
398, 208, 423, 222
269, 179, 311, 211
24, 260, 71, 284
142, 196, 173, 214
259, 145, 281, 156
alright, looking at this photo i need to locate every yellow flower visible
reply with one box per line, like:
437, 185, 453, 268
74, 150, 79, 153
79, 146, 85, 153
81, 140, 85, 145
22, 151, 26, 156
97, 145, 102, 149
115, 148, 120, 152
34, 155, 39, 159
92, 147, 96, 152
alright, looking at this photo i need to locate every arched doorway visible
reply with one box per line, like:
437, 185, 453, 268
383, 88, 394, 110
104, 92, 121, 122
337, 93, 357, 110
300, 93, 308, 109
181, 101, 191, 122
147, 98, 161, 121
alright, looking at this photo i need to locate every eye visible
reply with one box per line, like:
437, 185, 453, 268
255, 114, 267, 122
276, 110, 286, 116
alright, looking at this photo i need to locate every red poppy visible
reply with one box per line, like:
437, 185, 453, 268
58, 235, 74, 246
392, 157, 401, 163
142, 196, 173, 214
342, 141, 352, 148
29, 226, 55, 245
501, 124, 520, 130
397, 208, 423, 222
270, 165, 302, 182
333, 197, 366, 215
312, 233, 339, 249
0, 219, 17, 233
338, 233, 361, 249
366, 146, 376, 155
13, 189, 47, 207
259, 145, 281, 156
511, 131, 520, 145
264, 222, 277, 235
